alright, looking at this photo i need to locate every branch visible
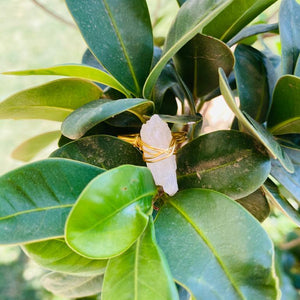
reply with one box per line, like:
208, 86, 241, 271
31, 0, 76, 28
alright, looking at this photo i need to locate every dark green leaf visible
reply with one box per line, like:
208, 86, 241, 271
177, 130, 271, 199
234, 44, 272, 123
3, 65, 130, 97
42, 272, 103, 298
262, 180, 300, 227
174, 33, 234, 97
219, 68, 294, 173
176, 0, 186, 6
65, 165, 157, 259
61, 98, 154, 139
159, 114, 202, 125
155, 189, 279, 299
0, 159, 105, 245
0, 78, 102, 121
23, 239, 107, 276
236, 188, 270, 222
66, 0, 153, 96
102, 219, 179, 300
12, 131, 61, 162
270, 146, 300, 202
267, 75, 300, 135
279, 0, 300, 74
227, 23, 279, 47
51, 135, 144, 169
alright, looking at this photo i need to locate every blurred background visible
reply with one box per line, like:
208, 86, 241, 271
0, 0, 298, 299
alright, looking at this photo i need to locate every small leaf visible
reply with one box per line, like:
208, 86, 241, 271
158, 114, 202, 125
65, 165, 157, 259
12, 131, 61, 162
155, 189, 279, 299
262, 180, 300, 227
279, 0, 300, 74
51, 135, 145, 169
0, 159, 105, 245
42, 272, 103, 298
61, 98, 154, 139
23, 239, 107, 276
0, 78, 102, 121
267, 75, 300, 135
174, 33, 234, 97
177, 130, 271, 199
102, 219, 179, 300
219, 68, 294, 173
3, 65, 130, 97
66, 0, 153, 96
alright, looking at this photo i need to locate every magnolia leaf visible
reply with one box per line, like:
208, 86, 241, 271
267, 75, 300, 135
66, 0, 153, 97
3, 65, 130, 97
61, 98, 154, 139
42, 272, 103, 298
23, 239, 107, 276
177, 130, 271, 199
12, 131, 61, 162
0, 159, 104, 245
158, 114, 202, 125
65, 165, 157, 259
51, 135, 145, 169
219, 68, 294, 173
0, 78, 102, 121
102, 219, 179, 300
155, 189, 279, 299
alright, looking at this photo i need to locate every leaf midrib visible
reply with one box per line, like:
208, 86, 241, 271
169, 200, 246, 300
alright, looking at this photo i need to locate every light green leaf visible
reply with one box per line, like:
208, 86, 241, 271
12, 131, 61, 162
66, 0, 153, 96
65, 165, 157, 259
279, 0, 300, 74
177, 130, 271, 199
155, 189, 279, 299
267, 75, 300, 135
23, 239, 107, 276
50, 135, 145, 169
219, 68, 294, 173
0, 78, 102, 121
102, 218, 179, 300
0, 159, 105, 245
61, 98, 154, 139
3, 65, 130, 97
42, 272, 103, 298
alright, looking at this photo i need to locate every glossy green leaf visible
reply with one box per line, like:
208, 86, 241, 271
102, 219, 179, 300
158, 114, 202, 125
12, 131, 61, 162
219, 68, 294, 173
51, 135, 144, 169
0, 159, 105, 245
262, 180, 300, 227
143, 0, 276, 98
3, 65, 130, 97
236, 189, 270, 222
42, 272, 103, 298
234, 44, 272, 123
270, 146, 300, 202
61, 98, 154, 139
174, 33, 234, 97
65, 165, 157, 259
177, 130, 271, 199
155, 189, 279, 299
227, 23, 279, 47
0, 78, 102, 121
23, 239, 107, 276
279, 0, 300, 74
267, 75, 300, 135
66, 0, 153, 96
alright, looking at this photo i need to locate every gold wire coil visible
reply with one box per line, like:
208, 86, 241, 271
118, 132, 186, 163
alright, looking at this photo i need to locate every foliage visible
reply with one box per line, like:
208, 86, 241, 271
1, 0, 300, 299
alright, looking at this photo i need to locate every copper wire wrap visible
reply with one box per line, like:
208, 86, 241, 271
118, 132, 186, 163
